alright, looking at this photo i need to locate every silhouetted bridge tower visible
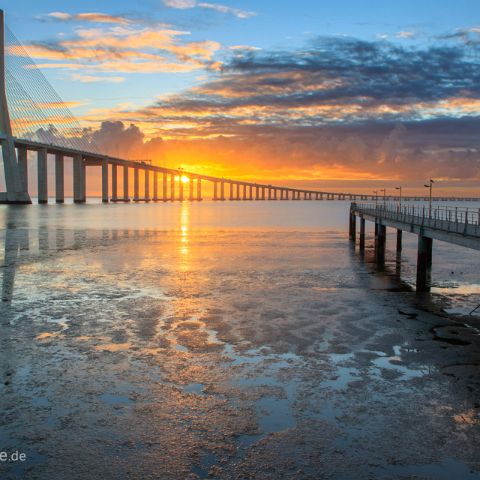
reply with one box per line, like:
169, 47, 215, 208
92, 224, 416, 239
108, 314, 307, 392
0, 10, 478, 205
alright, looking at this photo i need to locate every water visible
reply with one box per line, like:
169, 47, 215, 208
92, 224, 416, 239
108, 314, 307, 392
0, 200, 479, 479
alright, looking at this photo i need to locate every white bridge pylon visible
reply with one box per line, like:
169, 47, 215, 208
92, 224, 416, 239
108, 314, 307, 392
0, 9, 30, 203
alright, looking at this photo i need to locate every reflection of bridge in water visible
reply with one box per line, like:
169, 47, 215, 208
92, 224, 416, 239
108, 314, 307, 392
0, 9, 479, 205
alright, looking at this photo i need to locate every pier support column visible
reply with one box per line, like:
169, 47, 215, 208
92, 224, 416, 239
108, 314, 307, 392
163, 173, 168, 201
375, 223, 386, 264
213, 181, 218, 200
101, 159, 109, 203
133, 167, 139, 201
123, 166, 129, 201
179, 175, 184, 201
55, 153, 64, 203
236, 183, 240, 200
189, 177, 194, 201
249, 185, 253, 200
17, 147, 28, 192
111, 164, 118, 201
197, 178, 202, 201
220, 180, 225, 200
255, 186, 259, 200
170, 174, 175, 201
396, 229, 402, 253
349, 213, 356, 242
73, 154, 85, 203
37, 148, 48, 204
153, 172, 158, 201
416, 235, 433, 292
229, 182, 234, 200
359, 217, 365, 250
145, 170, 150, 201
242, 184, 247, 200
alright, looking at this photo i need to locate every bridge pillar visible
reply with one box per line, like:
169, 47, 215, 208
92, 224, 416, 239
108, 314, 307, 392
73, 154, 85, 203
102, 159, 109, 203
162, 172, 167, 201
37, 148, 48, 204
133, 167, 139, 201
170, 174, 175, 201
375, 223, 386, 264
123, 166, 129, 201
111, 164, 118, 201
197, 178, 202, 201
359, 217, 365, 250
416, 235, 432, 292
349, 213, 356, 242
268, 187, 272, 200
396, 229, 402, 253
189, 177, 194, 201
229, 182, 234, 200
55, 153, 64, 203
213, 181, 218, 200
255, 186, 259, 200
236, 183, 240, 200
153, 171, 158, 201
248, 185, 253, 200
179, 174, 184, 201
220, 180, 225, 200
17, 147, 28, 192
145, 169, 150, 201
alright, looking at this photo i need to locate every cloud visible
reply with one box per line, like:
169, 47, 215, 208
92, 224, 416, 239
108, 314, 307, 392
18, 22, 221, 74
396, 30, 416, 39
44, 11, 133, 24
162, 0, 256, 19
70, 34, 480, 181
70, 74, 125, 83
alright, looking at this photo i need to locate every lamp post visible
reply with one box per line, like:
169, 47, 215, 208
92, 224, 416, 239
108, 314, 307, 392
380, 188, 386, 208
395, 186, 402, 210
424, 179, 434, 217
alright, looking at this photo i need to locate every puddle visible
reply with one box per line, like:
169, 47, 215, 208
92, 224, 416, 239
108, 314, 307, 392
100, 394, 134, 406
183, 383, 205, 395
191, 451, 219, 479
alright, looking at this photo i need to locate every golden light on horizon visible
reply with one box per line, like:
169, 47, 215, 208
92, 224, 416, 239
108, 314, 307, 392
181, 175, 190, 184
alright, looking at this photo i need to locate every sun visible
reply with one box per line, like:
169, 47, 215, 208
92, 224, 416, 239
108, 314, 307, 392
180, 175, 190, 183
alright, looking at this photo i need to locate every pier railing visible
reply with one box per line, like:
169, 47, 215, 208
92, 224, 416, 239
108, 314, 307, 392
352, 202, 480, 238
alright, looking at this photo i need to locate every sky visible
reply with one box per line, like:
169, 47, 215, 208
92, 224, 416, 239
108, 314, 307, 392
2, 0, 480, 193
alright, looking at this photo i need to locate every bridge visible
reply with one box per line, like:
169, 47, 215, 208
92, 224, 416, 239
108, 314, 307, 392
0, 9, 479, 205
349, 202, 480, 291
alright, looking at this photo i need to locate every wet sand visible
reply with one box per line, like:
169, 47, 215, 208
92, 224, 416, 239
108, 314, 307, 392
1, 202, 480, 479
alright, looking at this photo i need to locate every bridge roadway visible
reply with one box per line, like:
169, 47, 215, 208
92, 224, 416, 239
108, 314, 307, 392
349, 202, 480, 291
2, 138, 480, 204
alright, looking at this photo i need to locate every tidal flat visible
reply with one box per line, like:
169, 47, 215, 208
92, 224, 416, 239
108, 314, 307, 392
1, 201, 480, 480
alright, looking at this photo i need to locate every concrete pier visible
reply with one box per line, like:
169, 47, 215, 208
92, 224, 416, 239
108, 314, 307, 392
123, 166, 129, 201
359, 217, 365, 250
170, 174, 175, 201
163, 173, 167, 201
396, 229, 402, 253
189, 177, 194, 201
197, 178, 202, 201
55, 153, 64, 203
37, 148, 48, 204
73, 154, 85, 203
179, 176, 184, 201
133, 167, 139, 201
17, 147, 28, 192
416, 235, 433, 292
153, 172, 158, 201
102, 159, 109, 203
145, 170, 150, 201
375, 223, 386, 264
111, 164, 118, 201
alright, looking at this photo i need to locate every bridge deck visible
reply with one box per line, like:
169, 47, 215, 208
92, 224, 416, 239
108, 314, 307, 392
351, 203, 480, 251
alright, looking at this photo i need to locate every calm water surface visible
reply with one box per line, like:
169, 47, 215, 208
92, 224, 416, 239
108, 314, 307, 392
0, 201, 479, 479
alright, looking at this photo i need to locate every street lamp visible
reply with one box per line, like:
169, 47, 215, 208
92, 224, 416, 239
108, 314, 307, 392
395, 186, 402, 210
380, 188, 386, 208
373, 190, 378, 208
424, 179, 434, 217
